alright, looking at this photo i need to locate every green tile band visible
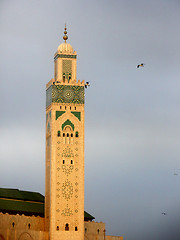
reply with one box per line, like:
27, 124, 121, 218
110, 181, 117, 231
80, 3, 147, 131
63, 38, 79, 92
52, 85, 84, 104
54, 54, 77, 61
62, 119, 74, 131
46, 85, 84, 107
71, 111, 81, 121
56, 111, 66, 120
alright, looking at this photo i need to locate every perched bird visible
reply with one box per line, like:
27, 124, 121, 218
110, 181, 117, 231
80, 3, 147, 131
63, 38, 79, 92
162, 212, 167, 215
85, 82, 90, 88
137, 63, 144, 68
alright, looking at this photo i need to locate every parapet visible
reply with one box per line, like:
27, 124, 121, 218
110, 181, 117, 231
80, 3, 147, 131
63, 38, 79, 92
46, 78, 85, 90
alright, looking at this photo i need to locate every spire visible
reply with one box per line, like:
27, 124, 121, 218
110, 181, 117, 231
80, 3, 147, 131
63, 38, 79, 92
63, 24, 68, 42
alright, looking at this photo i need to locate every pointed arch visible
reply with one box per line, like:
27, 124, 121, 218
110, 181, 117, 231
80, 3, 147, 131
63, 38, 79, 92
62, 119, 74, 131
18, 232, 33, 240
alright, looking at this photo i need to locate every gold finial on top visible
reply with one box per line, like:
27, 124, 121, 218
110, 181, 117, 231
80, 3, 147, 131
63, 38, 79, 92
63, 24, 68, 42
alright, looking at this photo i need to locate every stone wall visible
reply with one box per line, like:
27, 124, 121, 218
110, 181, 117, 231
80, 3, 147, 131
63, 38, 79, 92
0, 213, 123, 240
84, 221, 106, 240
0, 213, 48, 240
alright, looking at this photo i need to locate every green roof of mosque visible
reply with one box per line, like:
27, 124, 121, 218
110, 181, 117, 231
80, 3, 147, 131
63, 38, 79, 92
0, 188, 44, 202
84, 211, 95, 221
0, 188, 95, 220
0, 198, 44, 217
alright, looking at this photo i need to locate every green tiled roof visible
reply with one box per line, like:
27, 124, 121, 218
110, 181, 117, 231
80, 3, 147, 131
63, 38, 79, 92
0, 199, 44, 217
0, 188, 44, 217
0, 188, 44, 202
0, 188, 95, 220
84, 211, 95, 221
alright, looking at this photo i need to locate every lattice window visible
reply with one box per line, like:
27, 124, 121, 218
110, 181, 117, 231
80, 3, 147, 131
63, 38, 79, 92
63, 60, 72, 73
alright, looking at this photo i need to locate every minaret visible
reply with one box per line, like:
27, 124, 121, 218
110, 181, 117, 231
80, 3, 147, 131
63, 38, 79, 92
45, 26, 85, 240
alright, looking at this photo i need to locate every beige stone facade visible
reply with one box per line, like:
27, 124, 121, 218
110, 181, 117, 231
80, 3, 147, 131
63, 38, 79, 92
0, 213, 123, 240
0, 29, 123, 240
84, 221, 106, 240
45, 36, 85, 240
0, 212, 48, 240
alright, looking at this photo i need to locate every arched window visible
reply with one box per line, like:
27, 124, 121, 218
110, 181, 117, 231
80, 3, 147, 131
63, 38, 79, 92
65, 223, 69, 231
71, 160, 73, 164
69, 73, 71, 81
63, 74, 65, 82
71, 133, 73, 137
85, 228, 87, 233
75, 131, 79, 137
28, 223, 31, 229
62, 125, 74, 144
57, 131, 60, 137
57, 226, 59, 231
12, 222, 15, 228
75, 226, 78, 231
97, 229, 100, 234
63, 160, 65, 164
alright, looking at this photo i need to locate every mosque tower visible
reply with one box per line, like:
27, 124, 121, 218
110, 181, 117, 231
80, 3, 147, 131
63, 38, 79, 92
45, 26, 85, 240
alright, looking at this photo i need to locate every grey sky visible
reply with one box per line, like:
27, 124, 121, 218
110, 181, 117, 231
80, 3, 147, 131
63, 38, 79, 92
1, 0, 180, 239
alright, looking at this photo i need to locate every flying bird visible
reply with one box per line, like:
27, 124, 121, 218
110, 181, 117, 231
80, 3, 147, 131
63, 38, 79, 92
137, 63, 145, 68
162, 212, 167, 215
174, 173, 178, 176
85, 82, 90, 88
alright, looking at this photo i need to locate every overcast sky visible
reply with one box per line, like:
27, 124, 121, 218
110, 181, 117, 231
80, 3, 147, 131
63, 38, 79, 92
1, 0, 180, 239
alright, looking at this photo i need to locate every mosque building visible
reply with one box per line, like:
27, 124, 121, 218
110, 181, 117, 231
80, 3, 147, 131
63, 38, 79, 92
0, 27, 123, 240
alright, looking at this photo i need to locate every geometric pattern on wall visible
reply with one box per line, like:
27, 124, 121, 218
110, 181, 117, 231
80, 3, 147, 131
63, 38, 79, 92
54, 54, 77, 61
46, 86, 52, 107
62, 165, 74, 176
46, 110, 51, 135
52, 85, 84, 104
61, 204, 73, 216
62, 119, 74, 131
56, 111, 66, 120
62, 60, 72, 82
46, 85, 84, 106
63, 60, 72, 74
62, 180, 73, 200
71, 111, 81, 121
62, 147, 74, 158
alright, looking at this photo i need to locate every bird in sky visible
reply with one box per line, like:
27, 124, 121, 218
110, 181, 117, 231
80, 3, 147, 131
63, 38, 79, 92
85, 82, 90, 88
173, 173, 178, 176
137, 63, 145, 68
162, 212, 167, 215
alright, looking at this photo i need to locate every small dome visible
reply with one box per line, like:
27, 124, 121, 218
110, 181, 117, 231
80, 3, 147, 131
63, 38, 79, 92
57, 42, 74, 54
